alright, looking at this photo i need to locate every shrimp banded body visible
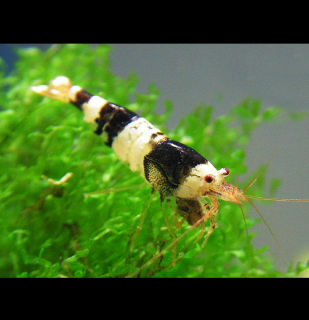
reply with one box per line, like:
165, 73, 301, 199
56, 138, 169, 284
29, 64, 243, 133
31, 76, 247, 248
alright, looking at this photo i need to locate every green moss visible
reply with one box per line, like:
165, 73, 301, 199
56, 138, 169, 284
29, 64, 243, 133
1, 44, 308, 277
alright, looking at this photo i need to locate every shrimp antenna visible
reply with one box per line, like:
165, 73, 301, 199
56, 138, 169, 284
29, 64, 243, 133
243, 150, 280, 192
237, 203, 252, 263
243, 149, 309, 202
246, 195, 309, 202
246, 196, 289, 265
242, 150, 309, 266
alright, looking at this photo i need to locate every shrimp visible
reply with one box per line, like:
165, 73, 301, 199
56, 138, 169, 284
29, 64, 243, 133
31, 76, 309, 275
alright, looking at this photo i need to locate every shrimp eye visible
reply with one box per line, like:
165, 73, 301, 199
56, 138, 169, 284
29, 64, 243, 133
204, 175, 214, 183
223, 168, 230, 177
218, 167, 230, 177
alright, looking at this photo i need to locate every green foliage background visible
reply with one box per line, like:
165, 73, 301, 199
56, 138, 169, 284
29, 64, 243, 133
1, 44, 308, 277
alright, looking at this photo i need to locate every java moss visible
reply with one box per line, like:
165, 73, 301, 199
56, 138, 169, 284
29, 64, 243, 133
1, 44, 308, 277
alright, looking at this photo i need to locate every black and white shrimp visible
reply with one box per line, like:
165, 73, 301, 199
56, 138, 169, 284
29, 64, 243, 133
31, 76, 309, 271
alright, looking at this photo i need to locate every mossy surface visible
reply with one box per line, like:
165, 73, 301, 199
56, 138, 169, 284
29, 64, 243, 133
1, 44, 308, 277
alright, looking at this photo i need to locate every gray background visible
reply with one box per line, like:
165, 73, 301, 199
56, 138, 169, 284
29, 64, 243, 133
1, 44, 308, 273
